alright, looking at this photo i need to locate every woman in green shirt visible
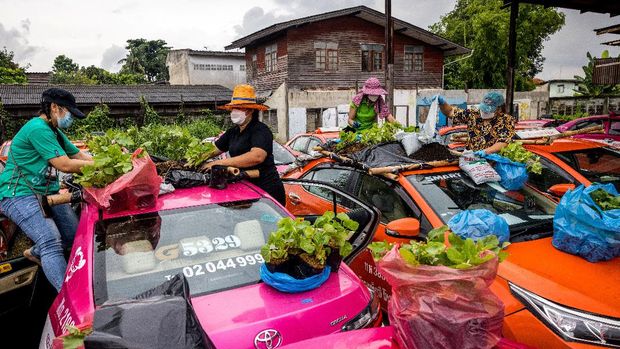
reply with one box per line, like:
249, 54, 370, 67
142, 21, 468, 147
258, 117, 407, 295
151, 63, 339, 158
348, 77, 396, 131
0, 88, 93, 291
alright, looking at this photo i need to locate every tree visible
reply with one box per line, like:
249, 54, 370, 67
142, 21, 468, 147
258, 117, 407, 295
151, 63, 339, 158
52, 55, 80, 74
0, 47, 27, 84
573, 50, 620, 97
430, 0, 565, 91
118, 39, 170, 82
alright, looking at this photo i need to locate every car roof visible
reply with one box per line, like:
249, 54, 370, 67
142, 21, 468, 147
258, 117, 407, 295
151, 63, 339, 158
100, 182, 266, 220
525, 138, 607, 153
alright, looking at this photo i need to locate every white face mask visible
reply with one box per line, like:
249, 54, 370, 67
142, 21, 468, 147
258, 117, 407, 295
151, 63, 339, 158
480, 111, 495, 120
368, 95, 379, 102
230, 109, 247, 125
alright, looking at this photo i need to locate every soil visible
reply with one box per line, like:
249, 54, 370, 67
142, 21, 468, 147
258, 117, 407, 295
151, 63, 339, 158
299, 253, 325, 270
337, 142, 367, 155
6, 232, 33, 260
155, 160, 192, 175
410, 142, 455, 162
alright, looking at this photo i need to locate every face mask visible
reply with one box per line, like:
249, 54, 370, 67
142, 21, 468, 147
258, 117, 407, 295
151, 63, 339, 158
368, 95, 379, 102
480, 111, 495, 120
58, 111, 73, 129
230, 109, 247, 125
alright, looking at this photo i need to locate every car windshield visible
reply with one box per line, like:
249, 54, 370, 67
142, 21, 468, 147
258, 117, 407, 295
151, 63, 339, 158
93, 198, 285, 305
273, 141, 295, 165
552, 147, 620, 191
408, 171, 557, 240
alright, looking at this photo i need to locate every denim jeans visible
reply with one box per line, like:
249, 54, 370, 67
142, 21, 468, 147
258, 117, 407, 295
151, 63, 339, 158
0, 195, 78, 291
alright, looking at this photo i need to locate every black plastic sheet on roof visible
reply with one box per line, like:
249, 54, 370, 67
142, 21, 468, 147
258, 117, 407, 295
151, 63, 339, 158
348, 142, 422, 168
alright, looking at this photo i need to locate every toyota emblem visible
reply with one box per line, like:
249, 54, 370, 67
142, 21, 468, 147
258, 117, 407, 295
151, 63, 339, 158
254, 329, 283, 349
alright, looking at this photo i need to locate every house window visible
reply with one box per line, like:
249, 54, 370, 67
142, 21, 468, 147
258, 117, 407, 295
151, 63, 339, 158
361, 44, 384, 72
404, 45, 424, 71
557, 84, 565, 94
315, 42, 338, 71
265, 44, 277, 72
240, 65, 245, 71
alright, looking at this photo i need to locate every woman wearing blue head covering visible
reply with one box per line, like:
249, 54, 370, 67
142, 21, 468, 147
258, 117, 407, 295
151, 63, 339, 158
434, 91, 516, 156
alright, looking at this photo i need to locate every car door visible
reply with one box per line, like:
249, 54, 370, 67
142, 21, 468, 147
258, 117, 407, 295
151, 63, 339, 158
284, 165, 358, 217
281, 178, 380, 264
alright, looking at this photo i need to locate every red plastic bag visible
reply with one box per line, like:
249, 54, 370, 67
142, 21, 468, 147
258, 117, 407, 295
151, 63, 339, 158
83, 150, 162, 211
377, 246, 504, 349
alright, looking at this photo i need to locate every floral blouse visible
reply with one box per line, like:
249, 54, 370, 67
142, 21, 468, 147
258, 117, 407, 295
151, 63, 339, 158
452, 108, 516, 151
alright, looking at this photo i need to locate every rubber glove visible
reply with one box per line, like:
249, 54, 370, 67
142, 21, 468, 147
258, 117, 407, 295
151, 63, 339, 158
474, 150, 486, 158
433, 95, 447, 105
352, 121, 361, 129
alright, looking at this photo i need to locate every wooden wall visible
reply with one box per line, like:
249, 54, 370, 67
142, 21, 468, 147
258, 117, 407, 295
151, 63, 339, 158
245, 15, 445, 92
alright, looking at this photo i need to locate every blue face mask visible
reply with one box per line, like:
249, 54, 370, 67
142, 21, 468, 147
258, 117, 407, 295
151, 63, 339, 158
58, 111, 73, 129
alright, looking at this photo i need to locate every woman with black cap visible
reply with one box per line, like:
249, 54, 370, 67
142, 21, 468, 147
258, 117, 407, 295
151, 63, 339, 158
0, 88, 93, 291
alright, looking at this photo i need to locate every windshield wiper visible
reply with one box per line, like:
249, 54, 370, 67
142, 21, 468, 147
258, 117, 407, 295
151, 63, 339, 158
509, 220, 554, 242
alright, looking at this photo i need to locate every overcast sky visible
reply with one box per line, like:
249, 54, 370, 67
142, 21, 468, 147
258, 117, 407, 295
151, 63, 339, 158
1, 0, 618, 80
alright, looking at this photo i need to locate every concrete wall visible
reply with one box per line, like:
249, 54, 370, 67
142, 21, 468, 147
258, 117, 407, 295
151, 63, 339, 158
187, 55, 246, 89
549, 81, 577, 98
550, 96, 620, 116
166, 51, 191, 85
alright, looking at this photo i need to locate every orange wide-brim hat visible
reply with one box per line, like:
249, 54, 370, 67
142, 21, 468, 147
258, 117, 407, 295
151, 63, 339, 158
218, 84, 269, 111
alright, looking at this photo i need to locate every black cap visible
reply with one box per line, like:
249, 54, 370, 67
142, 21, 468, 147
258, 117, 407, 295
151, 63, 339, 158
41, 88, 86, 119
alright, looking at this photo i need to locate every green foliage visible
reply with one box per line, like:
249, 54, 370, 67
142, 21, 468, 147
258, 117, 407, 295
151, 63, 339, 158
0, 102, 26, 142
52, 55, 79, 74
368, 241, 394, 261
430, 0, 564, 91
62, 325, 93, 349
68, 104, 116, 139
499, 142, 542, 174
51, 54, 147, 85
119, 38, 170, 82
140, 96, 161, 125
574, 51, 620, 97
183, 117, 222, 140
184, 139, 216, 167
0, 47, 27, 84
590, 188, 620, 211
336, 122, 403, 151
398, 228, 509, 269
260, 212, 358, 266
75, 143, 135, 188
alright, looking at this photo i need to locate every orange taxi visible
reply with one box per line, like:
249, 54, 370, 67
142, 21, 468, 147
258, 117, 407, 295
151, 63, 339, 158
283, 144, 620, 348
285, 127, 341, 157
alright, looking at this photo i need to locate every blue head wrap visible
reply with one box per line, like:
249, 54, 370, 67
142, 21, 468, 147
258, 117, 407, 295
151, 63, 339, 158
479, 91, 505, 114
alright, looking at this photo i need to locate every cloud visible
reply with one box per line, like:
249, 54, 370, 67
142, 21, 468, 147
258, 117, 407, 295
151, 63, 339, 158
0, 19, 41, 68
100, 44, 126, 72
233, 0, 376, 38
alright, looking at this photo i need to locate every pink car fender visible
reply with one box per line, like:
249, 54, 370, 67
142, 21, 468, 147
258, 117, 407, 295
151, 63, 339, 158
279, 326, 398, 349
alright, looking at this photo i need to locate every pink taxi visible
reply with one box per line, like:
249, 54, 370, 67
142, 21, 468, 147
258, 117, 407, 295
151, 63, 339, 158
39, 180, 381, 349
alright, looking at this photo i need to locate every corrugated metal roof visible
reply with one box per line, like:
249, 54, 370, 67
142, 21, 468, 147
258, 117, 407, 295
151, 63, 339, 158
226, 5, 470, 56
0, 84, 232, 106
169, 49, 245, 57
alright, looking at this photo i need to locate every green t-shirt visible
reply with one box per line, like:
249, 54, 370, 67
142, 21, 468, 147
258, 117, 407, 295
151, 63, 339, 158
350, 98, 378, 131
0, 117, 79, 200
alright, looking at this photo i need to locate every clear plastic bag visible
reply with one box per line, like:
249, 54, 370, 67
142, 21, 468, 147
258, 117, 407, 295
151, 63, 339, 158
377, 246, 504, 349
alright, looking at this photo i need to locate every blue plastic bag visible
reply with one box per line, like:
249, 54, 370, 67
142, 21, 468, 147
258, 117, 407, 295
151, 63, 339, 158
260, 264, 331, 293
483, 153, 528, 191
552, 184, 620, 263
448, 209, 510, 244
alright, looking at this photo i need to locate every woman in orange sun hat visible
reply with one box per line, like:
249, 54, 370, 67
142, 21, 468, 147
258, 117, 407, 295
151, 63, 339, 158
201, 84, 285, 205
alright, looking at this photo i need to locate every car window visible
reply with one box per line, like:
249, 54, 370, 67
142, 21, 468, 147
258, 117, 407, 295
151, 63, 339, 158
273, 141, 295, 165
93, 198, 285, 305
356, 173, 414, 224
307, 138, 321, 152
527, 157, 576, 194
609, 121, 620, 136
408, 171, 557, 239
291, 137, 309, 153
554, 147, 620, 191
301, 168, 353, 204
570, 119, 603, 131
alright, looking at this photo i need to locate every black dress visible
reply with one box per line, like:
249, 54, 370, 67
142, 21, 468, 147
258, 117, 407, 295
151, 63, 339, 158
215, 117, 286, 205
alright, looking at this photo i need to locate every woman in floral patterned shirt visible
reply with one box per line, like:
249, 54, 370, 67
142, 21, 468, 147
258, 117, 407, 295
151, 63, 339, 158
436, 91, 516, 156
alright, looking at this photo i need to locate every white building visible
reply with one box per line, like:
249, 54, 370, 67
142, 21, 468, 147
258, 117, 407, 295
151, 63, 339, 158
546, 79, 578, 98
166, 49, 246, 89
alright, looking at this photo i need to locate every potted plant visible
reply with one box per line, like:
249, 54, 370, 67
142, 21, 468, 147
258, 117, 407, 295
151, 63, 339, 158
313, 212, 357, 272
261, 218, 298, 274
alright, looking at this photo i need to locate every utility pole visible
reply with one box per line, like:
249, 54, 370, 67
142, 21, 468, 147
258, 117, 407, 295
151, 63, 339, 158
506, 1, 519, 117
385, 0, 394, 114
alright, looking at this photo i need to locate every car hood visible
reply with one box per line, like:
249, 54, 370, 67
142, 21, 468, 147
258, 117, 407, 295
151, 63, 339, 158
191, 266, 371, 349
498, 237, 620, 318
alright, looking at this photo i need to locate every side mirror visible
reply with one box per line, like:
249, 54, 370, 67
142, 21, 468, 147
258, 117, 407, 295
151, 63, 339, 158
385, 218, 420, 238
548, 183, 576, 197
